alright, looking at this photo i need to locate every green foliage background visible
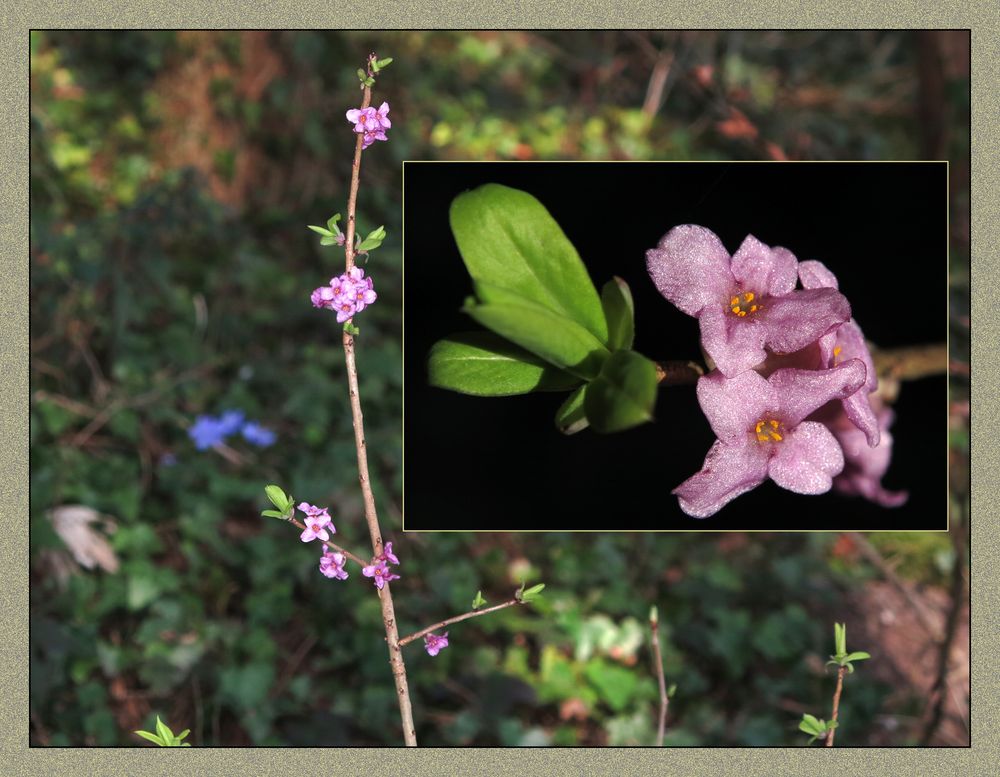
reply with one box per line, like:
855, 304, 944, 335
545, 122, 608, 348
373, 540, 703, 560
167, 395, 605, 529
29, 31, 969, 746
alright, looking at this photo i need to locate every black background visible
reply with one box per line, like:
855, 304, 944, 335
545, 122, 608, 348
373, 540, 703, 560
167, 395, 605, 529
401, 162, 947, 531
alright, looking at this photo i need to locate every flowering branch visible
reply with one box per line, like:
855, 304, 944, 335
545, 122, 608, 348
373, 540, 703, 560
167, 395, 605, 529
337, 54, 417, 747
398, 597, 523, 648
286, 516, 367, 568
648, 606, 669, 746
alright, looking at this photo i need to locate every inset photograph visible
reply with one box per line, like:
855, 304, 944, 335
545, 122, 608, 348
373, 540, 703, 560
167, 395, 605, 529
403, 161, 948, 531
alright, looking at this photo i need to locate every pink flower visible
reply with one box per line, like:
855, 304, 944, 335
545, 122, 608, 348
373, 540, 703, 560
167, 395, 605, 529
298, 503, 334, 542
362, 560, 400, 590
319, 547, 349, 580
829, 401, 908, 507
646, 226, 851, 377
346, 102, 390, 149
310, 270, 377, 321
377, 541, 399, 566
424, 631, 449, 656
674, 361, 868, 518
798, 260, 880, 447
311, 285, 337, 309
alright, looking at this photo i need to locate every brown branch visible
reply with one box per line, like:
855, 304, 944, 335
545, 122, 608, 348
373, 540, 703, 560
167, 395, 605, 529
655, 360, 703, 386
286, 516, 368, 568
648, 607, 669, 746
826, 665, 847, 747
339, 56, 417, 747
398, 598, 522, 648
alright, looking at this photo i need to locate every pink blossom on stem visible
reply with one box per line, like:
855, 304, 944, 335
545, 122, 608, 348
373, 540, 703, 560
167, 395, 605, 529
362, 560, 400, 590
377, 541, 399, 566
674, 361, 868, 518
319, 547, 349, 580
298, 503, 334, 542
646, 226, 851, 377
829, 401, 908, 507
423, 632, 449, 657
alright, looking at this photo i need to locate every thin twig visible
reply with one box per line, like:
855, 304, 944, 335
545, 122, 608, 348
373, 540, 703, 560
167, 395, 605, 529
871, 342, 948, 382
655, 360, 703, 386
286, 516, 368, 568
340, 56, 417, 747
398, 598, 522, 648
648, 607, 669, 746
826, 665, 847, 747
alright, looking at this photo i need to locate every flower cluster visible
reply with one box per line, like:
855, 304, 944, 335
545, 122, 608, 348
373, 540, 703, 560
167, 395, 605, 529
646, 226, 905, 517
362, 541, 401, 590
346, 102, 391, 149
311, 267, 378, 323
188, 410, 276, 450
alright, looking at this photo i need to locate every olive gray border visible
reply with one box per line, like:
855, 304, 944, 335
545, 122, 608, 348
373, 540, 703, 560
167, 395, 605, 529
5, 9, 993, 775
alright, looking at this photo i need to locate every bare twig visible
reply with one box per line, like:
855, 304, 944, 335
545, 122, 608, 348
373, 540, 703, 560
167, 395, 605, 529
655, 360, 704, 386
648, 606, 669, 746
871, 342, 948, 382
826, 665, 847, 747
340, 56, 417, 747
398, 598, 522, 648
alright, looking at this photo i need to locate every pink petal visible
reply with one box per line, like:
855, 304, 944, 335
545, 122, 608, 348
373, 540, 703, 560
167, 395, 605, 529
300, 528, 315, 542
798, 259, 839, 290
696, 369, 776, 442
758, 287, 851, 354
834, 320, 877, 392
767, 360, 867, 427
842, 390, 880, 448
730, 235, 797, 297
646, 225, 735, 317
346, 108, 362, 123
767, 421, 844, 494
674, 440, 770, 518
698, 306, 768, 377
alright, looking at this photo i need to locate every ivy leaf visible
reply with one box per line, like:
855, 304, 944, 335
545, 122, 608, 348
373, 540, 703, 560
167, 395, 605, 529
554, 385, 589, 435
463, 296, 610, 381
428, 331, 580, 397
583, 350, 658, 433
449, 184, 608, 344
601, 277, 635, 351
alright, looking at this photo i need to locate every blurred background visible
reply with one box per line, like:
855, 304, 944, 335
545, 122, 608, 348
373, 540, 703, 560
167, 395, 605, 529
29, 30, 969, 746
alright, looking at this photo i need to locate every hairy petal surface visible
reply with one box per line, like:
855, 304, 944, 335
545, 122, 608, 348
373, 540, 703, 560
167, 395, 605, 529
646, 225, 734, 316
696, 368, 776, 442
797, 259, 840, 291
730, 234, 798, 297
674, 440, 770, 518
759, 287, 851, 355
768, 421, 844, 494
699, 306, 768, 377
768, 360, 867, 427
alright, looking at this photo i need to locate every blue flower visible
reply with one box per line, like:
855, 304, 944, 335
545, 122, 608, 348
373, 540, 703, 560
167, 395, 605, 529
188, 415, 227, 450
241, 421, 277, 447
217, 409, 246, 436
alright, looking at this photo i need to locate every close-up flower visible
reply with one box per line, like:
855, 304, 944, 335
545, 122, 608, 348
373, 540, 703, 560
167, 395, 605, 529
299, 506, 334, 543
674, 361, 868, 517
319, 548, 349, 580
423, 631, 449, 657
646, 226, 852, 377
362, 560, 401, 590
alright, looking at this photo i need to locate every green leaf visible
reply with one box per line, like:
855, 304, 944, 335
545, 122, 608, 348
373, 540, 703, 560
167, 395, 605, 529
320, 236, 338, 246
428, 332, 580, 397
472, 590, 487, 609
357, 68, 366, 81
134, 729, 165, 746
449, 184, 608, 343
834, 623, 846, 656
326, 214, 342, 234
601, 277, 635, 350
377, 57, 393, 68
344, 322, 360, 336
265, 485, 289, 510
176, 729, 190, 742
584, 659, 638, 712
521, 583, 545, 601
583, 350, 658, 433
364, 77, 375, 87
844, 651, 870, 663
464, 293, 610, 380
799, 714, 823, 735
307, 224, 333, 237
155, 715, 172, 743
260, 509, 284, 519
554, 385, 589, 434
